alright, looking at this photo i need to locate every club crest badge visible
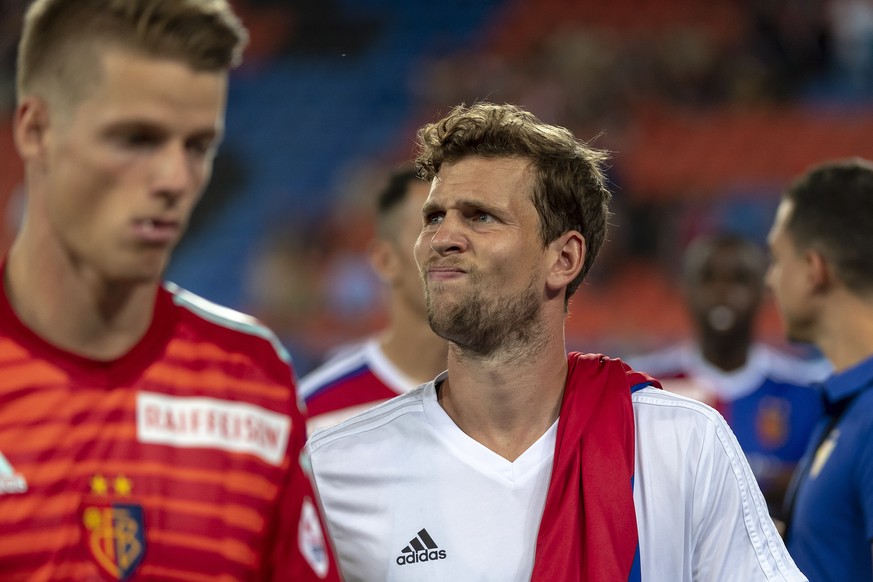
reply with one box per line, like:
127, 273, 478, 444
81, 475, 146, 580
756, 396, 790, 450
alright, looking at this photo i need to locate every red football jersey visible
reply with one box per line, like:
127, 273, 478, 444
299, 339, 418, 432
0, 281, 339, 581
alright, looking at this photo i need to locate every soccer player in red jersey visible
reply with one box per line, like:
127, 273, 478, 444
0, 1, 339, 580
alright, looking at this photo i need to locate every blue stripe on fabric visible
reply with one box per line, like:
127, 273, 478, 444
628, 542, 641, 582
630, 382, 652, 394
306, 364, 370, 400
629, 472, 642, 581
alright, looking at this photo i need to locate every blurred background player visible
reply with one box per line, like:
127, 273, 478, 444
627, 232, 828, 517
300, 167, 447, 431
0, 1, 337, 579
770, 159, 873, 582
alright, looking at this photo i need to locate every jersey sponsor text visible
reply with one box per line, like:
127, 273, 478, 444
136, 392, 291, 465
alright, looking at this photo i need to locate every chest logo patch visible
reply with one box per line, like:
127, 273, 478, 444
810, 429, 839, 479
81, 475, 146, 580
756, 396, 790, 450
396, 528, 447, 565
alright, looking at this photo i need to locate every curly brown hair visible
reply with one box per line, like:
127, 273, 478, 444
415, 102, 612, 300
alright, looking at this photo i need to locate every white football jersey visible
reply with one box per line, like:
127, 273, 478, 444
307, 375, 806, 581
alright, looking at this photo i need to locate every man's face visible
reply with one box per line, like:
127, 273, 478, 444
25, 48, 227, 284
413, 156, 549, 355
766, 200, 816, 343
685, 242, 764, 340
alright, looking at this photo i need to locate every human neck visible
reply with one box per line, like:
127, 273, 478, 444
699, 330, 752, 372
379, 302, 448, 384
438, 335, 568, 462
815, 293, 873, 373
5, 239, 158, 361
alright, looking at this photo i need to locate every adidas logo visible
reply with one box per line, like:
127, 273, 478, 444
395, 528, 447, 566
0, 451, 27, 495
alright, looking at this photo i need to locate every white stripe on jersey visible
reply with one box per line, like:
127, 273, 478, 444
165, 281, 293, 365
299, 338, 420, 401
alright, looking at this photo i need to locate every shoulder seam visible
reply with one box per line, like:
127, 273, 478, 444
165, 282, 292, 365
308, 396, 424, 451
632, 388, 724, 423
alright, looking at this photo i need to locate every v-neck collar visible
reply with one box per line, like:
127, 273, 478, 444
422, 373, 557, 484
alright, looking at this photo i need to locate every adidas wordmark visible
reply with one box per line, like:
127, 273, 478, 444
396, 528, 447, 565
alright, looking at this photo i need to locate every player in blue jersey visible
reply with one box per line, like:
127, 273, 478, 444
627, 233, 829, 518
768, 158, 873, 582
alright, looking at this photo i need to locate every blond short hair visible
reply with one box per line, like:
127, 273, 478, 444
17, 0, 248, 106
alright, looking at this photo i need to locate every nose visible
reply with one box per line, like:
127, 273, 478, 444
764, 264, 775, 292
708, 277, 735, 302
428, 213, 468, 255
153, 142, 195, 201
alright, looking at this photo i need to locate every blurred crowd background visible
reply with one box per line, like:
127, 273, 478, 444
2, 0, 873, 375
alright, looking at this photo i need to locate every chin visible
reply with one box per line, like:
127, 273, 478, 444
113, 272, 163, 286
783, 319, 814, 345
786, 329, 812, 345
106, 260, 166, 285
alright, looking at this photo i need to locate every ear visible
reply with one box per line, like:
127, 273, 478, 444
546, 230, 585, 294
14, 97, 51, 162
368, 238, 399, 285
805, 248, 832, 293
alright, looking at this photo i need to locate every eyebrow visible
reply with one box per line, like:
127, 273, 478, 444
420, 200, 440, 217
102, 120, 222, 143
421, 198, 506, 217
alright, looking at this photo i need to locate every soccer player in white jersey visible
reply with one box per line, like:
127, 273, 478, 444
307, 102, 805, 581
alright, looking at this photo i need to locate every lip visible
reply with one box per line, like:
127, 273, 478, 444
426, 265, 466, 281
132, 218, 181, 244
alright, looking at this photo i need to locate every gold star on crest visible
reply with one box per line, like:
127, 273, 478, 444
113, 475, 132, 496
90, 474, 108, 495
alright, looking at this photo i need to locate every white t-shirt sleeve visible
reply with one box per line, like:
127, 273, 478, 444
633, 389, 807, 581
690, 402, 807, 581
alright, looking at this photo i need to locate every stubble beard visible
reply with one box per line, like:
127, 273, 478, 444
424, 271, 547, 359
